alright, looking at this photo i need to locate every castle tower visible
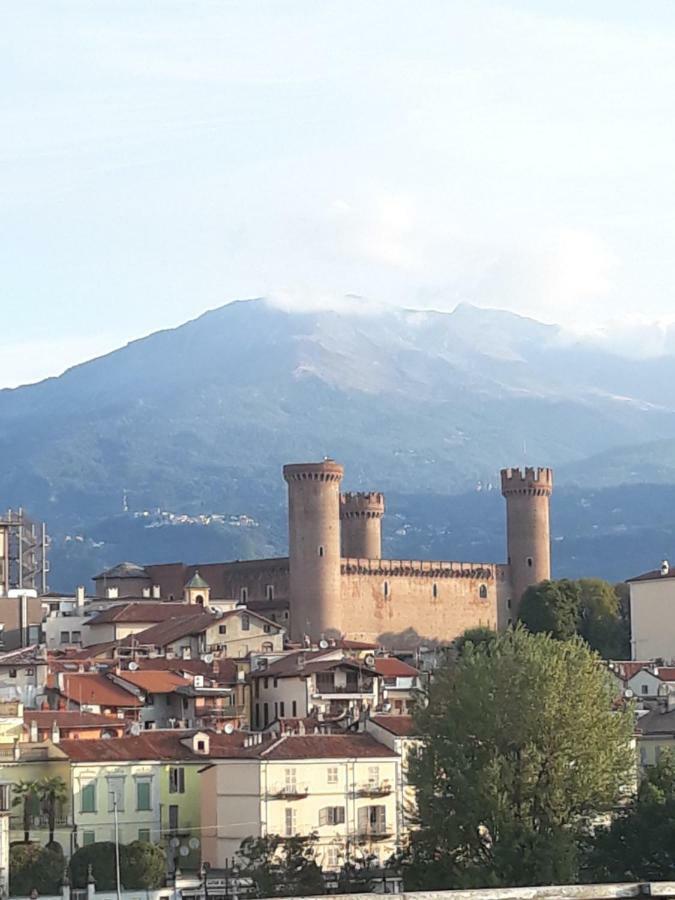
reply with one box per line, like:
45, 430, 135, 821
501, 466, 553, 613
283, 460, 344, 642
340, 492, 385, 558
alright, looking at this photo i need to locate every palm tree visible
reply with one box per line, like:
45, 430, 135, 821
37, 776, 68, 845
12, 780, 40, 843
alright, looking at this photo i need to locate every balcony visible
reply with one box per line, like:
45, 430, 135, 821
267, 785, 310, 800
356, 782, 392, 798
356, 826, 393, 841
313, 679, 374, 697
10, 813, 70, 828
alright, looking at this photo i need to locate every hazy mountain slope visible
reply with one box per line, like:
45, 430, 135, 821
2, 298, 675, 588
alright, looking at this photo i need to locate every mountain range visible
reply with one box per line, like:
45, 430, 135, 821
3, 298, 675, 590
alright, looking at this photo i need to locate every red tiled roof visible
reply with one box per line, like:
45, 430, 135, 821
612, 661, 651, 681
60, 673, 143, 708
374, 658, 419, 677
134, 657, 240, 684
144, 559, 290, 603
370, 715, 418, 736
654, 667, 675, 682
120, 613, 216, 647
627, 569, 675, 583
115, 670, 189, 693
23, 710, 122, 729
261, 734, 397, 759
87, 602, 200, 626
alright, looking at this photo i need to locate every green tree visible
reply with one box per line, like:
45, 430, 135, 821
577, 578, 629, 659
70, 841, 118, 890
12, 780, 41, 844
235, 834, 323, 897
518, 579, 580, 640
585, 751, 675, 882
454, 626, 497, 658
36, 775, 69, 847
124, 841, 166, 889
9, 843, 64, 896
405, 627, 634, 890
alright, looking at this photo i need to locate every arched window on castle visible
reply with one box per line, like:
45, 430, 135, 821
240, 587, 248, 603
479, 585, 488, 599
265, 584, 274, 600
318, 546, 324, 557
195, 594, 204, 606
432, 584, 438, 599
383, 581, 389, 598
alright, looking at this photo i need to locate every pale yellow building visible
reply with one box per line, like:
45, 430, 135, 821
629, 563, 675, 661
201, 732, 403, 870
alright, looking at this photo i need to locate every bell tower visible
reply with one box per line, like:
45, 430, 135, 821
184, 571, 211, 607
501, 466, 553, 615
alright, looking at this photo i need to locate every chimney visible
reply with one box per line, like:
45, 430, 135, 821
51, 721, 60, 744
76, 586, 86, 608
29, 719, 38, 743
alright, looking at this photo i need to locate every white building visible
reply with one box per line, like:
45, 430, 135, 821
628, 562, 675, 661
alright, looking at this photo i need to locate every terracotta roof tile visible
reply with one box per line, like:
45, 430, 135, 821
261, 734, 397, 759
370, 715, 418, 736
23, 710, 122, 728
121, 612, 216, 647
115, 670, 190, 693
60, 673, 143, 708
373, 658, 419, 677
87, 603, 199, 626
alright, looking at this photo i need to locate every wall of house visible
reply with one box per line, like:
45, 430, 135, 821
252, 676, 309, 728
201, 760, 262, 865
71, 761, 161, 847
159, 761, 203, 870
204, 615, 283, 659
339, 562, 506, 648
630, 579, 675, 661
0, 664, 47, 707
0, 757, 72, 849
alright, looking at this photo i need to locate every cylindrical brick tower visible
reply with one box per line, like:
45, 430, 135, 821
283, 460, 344, 642
501, 466, 553, 614
340, 492, 385, 559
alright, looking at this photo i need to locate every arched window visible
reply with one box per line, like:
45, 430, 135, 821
479, 585, 488, 599
383, 581, 389, 598
318, 546, 325, 557
262, 641, 273, 652
240, 587, 248, 603
432, 584, 438, 599
526, 557, 533, 568
195, 594, 204, 606
242, 614, 250, 631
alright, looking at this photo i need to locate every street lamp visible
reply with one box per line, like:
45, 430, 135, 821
200, 861, 211, 900
109, 792, 121, 900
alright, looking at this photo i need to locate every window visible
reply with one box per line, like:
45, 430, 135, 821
383, 581, 389, 598
255, 680, 260, 699
319, 806, 345, 826
169, 805, 179, 832
136, 778, 152, 811
82, 831, 96, 846
285, 768, 297, 793
327, 767, 338, 785
325, 845, 340, 869
367, 766, 380, 787
292, 700, 297, 717
507, 597, 512, 610
72, 630, 81, 643
263, 624, 271, 633
263, 702, 269, 726
358, 805, 386, 835
527, 557, 533, 568
240, 588, 248, 603
642, 685, 649, 695
138, 828, 150, 843
255, 704, 261, 728
219, 625, 227, 635
432, 584, 438, 599
8, 669, 16, 679
479, 585, 488, 599
28, 625, 40, 644
60, 631, 70, 644
242, 614, 250, 631
266, 585, 274, 600
169, 767, 185, 794
264, 677, 269, 689
285, 808, 297, 837
80, 782, 97, 813
197, 739, 206, 752
107, 776, 125, 812
195, 595, 204, 606
318, 546, 324, 557
273, 678, 278, 688
280, 701, 285, 718
262, 642, 273, 652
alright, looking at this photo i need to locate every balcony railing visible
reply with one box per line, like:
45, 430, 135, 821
357, 826, 393, 841
313, 682, 374, 695
267, 785, 310, 800
10, 814, 70, 828
356, 782, 392, 797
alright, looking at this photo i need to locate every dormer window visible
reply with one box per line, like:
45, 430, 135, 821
240, 587, 248, 603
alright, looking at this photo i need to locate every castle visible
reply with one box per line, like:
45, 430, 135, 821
95, 461, 553, 648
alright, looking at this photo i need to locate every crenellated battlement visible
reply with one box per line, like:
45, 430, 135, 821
500, 466, 553, 497
341, 558, 495, 579
283, 461, 344, 483
340, 492, 385, 519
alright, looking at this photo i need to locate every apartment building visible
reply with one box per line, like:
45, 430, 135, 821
201, 732, 402, 871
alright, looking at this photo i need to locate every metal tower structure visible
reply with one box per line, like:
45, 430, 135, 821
0, 509, 49, 596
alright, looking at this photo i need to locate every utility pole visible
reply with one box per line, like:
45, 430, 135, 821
111, 792, 122, 900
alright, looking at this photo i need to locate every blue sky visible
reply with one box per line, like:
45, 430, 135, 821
4, 0, 675, 386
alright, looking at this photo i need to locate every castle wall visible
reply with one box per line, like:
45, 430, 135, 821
339, 559, 509, 648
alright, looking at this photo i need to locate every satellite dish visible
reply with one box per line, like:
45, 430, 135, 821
179, 846, 189, 857
224, 722, 235, 734
170, 837, 181, 849
189, 838, 200, 850
625, 688, 635, 699
364, 654, 376, 668
128, 661, 139, 671
203, 653, 214, 664
318, 639, 329, 650
130, 722, 142, 736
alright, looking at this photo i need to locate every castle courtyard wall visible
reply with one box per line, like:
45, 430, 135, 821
339, 559, 508, 648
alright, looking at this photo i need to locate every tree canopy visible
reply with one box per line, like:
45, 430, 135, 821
10, 843, 64, 896
235, 834, 324, 898
406, 626, 634, 890
69, 840, 166, 890
519, 578, 630, 658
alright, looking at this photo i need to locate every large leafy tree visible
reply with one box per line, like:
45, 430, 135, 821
577, 578, 629, 659
124, 840, 166, 889
585, 751, 675, 882
235, 834, 324, 898
406, 627, 634, 890
9, 843, 63, 896
518, 579, 580, 640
